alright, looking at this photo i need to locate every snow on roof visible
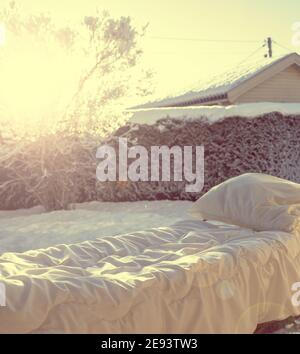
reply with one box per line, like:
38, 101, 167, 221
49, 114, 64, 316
135, 53, 297, 109
130, 102, 300, 125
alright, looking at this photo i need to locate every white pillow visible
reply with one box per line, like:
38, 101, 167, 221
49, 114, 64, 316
189, 173, 300, 232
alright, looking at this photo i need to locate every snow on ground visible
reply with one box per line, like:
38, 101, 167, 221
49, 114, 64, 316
0, 201, 193, 254
129, 102, 300, 125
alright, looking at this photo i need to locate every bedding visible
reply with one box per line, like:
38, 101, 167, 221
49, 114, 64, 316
190, 173, 300, 232
0, 219, 300, 334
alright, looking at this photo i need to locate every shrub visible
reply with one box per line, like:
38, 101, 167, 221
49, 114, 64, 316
1, 112, 299, 210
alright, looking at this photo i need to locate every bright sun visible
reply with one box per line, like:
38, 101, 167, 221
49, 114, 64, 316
0, 26, 82, 133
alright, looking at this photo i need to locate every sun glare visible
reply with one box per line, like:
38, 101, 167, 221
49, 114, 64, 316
0, 23, 5, 46
0, 32, 82, 133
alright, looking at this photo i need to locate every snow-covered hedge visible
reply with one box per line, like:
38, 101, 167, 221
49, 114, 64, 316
1, 111, 300, 210
100, 111, 300, 201
0, 133, 101, 210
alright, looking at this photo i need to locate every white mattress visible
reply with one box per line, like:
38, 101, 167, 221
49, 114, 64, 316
0, 219, 300, 334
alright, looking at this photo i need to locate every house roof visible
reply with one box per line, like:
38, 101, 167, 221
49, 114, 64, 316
134, 52, 300, 109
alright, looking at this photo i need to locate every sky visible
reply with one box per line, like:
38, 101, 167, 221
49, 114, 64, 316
3, 0, 300, 100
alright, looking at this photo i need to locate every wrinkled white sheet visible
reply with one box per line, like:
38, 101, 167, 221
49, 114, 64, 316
0, 220, 300, 334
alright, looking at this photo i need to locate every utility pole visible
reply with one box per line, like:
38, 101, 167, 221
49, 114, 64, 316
265, 37, 273, 58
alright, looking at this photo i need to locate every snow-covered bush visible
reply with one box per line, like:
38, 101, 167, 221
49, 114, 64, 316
1, 111, 300, 210
0, 132, 101, 210
100, 111, 300, 202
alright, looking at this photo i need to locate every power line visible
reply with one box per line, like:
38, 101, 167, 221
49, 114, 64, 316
273, 40, 294, 54
147, 36, 295, 64
149, 36, 260, 43
235, 44, 265, 66
148, 36, 295, 56
149, 50, 264, 55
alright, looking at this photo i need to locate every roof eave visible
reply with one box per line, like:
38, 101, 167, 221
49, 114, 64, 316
157, 93, 229, 107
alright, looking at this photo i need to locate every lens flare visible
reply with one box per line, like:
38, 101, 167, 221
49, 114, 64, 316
0, 31, 82, 133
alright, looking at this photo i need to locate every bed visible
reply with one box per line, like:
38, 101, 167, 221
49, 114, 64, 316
0, 218, 300, 334
1, 173, 300, 334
